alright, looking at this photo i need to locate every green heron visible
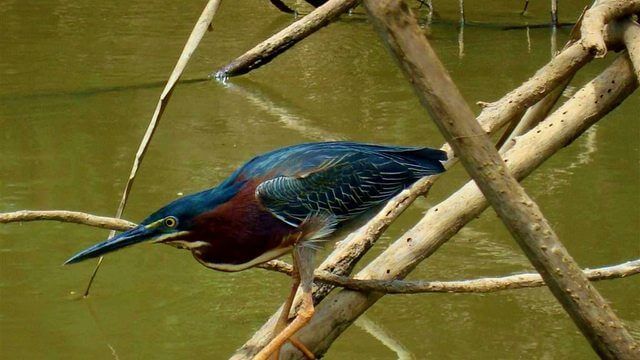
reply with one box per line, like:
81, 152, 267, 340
66, 141, 446, 359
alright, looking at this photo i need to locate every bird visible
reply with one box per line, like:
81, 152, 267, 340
65, 141, 447, 359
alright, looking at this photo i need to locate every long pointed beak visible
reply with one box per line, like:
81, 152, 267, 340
64, 225, 154, 265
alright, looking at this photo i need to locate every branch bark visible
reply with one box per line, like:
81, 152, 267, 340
230, 20, 631, 359
264, 46, 639, 360
362, 1, 637, 358
581, 0, 640, 58
261, 259, 640, 294
214, 0, 358, 78
0, 210, 136, 231
622, 18, 640, 80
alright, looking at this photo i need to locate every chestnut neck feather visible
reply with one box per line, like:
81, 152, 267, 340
186, 181, 296, 268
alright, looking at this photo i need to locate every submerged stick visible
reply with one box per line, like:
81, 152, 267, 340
83, 0, 222, 296
214, 0, 358, 78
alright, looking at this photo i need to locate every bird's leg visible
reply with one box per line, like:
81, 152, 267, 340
271, 253, 300, 360
275, 236, 302, 335
256, 245, 316, 360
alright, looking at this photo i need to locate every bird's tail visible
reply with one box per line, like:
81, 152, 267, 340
382, 146, 448, 176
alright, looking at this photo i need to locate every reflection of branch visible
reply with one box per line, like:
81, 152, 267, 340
225, 81, 343, 141
0, 210, 135, 231
355, 315, 415, 360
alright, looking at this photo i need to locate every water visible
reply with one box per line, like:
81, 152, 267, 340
1, 1, 638, 359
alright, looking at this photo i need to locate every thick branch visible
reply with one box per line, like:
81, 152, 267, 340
261, 259, 640, 294
581, 0, 640, 58
214, 0, 359, 78
622, 18, 640, 80
270, 48, 639, 360
312, 25, 627, 300
231, 21, 629, 359
364, 1, 637, 357
0, 210, 136, 231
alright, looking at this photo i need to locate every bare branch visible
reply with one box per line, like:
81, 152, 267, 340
622, 18, 640, 80
266, 54, 640, 360
364, 1, 637, 356
0, 210, 136, 231
83, 0, 223, 296
581, 0, 640, 58
261, 259, 640, 294
231, 22, 632, 360
215, 0, 358, 78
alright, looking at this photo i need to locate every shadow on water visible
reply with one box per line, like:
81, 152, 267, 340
0, 77, 209, 101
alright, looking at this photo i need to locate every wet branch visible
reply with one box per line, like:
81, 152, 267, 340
214, 0, 359, 78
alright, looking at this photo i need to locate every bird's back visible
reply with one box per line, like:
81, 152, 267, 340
226, 142, 447, 230
232, 141, 446, 181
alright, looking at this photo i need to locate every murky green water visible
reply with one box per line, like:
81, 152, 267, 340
1, 1, 638, 359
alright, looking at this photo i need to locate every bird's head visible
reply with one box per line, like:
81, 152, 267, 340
64, 182, 242, 265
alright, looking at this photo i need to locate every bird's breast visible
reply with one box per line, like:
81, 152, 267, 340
186, 180, 298, 272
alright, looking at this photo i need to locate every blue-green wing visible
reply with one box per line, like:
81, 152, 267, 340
255, 152, 441, 228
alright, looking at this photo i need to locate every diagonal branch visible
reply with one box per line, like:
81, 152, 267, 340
363, 1, 637, 357
269, 55, 639, 360
214, 0, 359, 78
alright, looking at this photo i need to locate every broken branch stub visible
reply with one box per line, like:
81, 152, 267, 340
580, 0, 640, 58
0, 210, 136, 231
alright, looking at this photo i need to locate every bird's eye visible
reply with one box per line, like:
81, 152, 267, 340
164, 216, 178, 228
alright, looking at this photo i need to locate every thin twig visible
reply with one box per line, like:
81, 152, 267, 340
83, 0, 222, 296
260, 259, 640, 294
0, 210, 135, 231
2, 209, 637, 295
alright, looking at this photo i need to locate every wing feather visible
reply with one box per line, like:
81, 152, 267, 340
255, 153, 429, 229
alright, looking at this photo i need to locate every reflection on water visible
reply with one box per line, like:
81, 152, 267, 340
1, 1, 638, 359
